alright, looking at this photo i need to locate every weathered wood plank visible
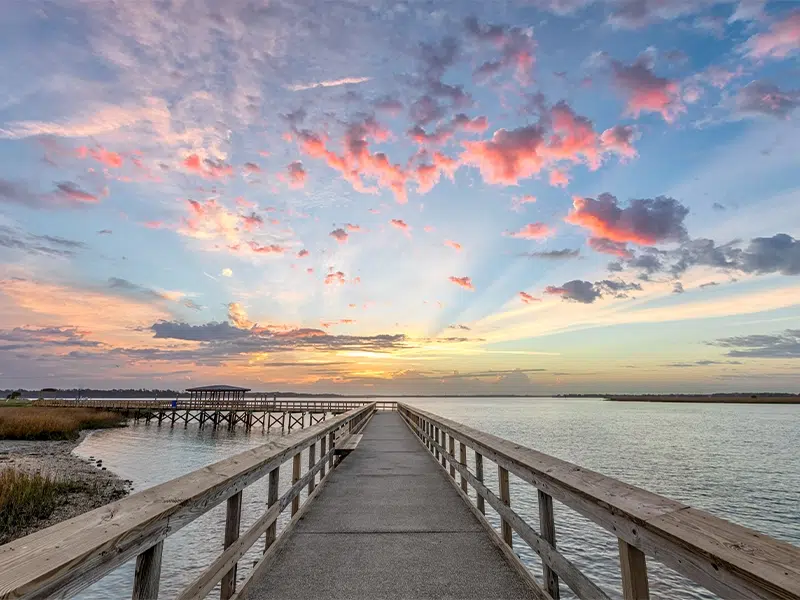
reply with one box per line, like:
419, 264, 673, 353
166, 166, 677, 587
619, 539, 649, 600
539, 490, 560, 600
291, 453, 301, 516
0, 404, 375, 600
131, 541, 163, 600
459, 442, 468, 493
307, 443, 316, 495
264, 468, 279, 553
499, 465, 512, 547
475, 451, 485, 515
220, 491, 242, 600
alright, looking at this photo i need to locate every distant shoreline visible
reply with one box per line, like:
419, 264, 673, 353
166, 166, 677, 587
605, 395, 800, 404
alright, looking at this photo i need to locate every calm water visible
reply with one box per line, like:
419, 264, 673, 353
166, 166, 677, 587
73, 398, 800, 600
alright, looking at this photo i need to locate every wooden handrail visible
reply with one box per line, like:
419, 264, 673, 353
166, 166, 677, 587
398, 403, 800, 600
30, 399, 398, 412
0, 404, 376, 600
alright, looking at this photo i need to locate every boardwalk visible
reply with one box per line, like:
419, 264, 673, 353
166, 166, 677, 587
243, 412, 536, 599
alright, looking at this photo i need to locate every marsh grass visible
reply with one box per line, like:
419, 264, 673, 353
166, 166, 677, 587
0, 407, 126, 440
0, 468, 89, 543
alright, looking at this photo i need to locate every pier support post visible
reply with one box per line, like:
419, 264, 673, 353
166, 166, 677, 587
619, 539, 650, 600
221, 491, 242, 600
132, 540, 163, 600
264, 467, 279, 552
291, 453, 301, 515
498, 466, 512, 547
538, 490, 560, 599
475, 451, 485, 514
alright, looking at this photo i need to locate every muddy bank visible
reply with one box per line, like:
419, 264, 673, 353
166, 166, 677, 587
0, 431, 132, 540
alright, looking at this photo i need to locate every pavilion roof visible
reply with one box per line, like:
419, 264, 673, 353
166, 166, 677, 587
185, 385, 251, 392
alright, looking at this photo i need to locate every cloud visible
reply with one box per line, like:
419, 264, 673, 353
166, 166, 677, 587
330, 228, 349, 243
505, 222, 554, 240
461, 125, 546, 185
739, 234, 800, 275
519, 291, 541, 304
287, 161, 307, 188
465, 17, 536, 84
0, 326, 101, 350
744, 10, 800, 59
588, 237, 634, 259
712, 329, 800, 358
673, 282, 685, 294
324, 271, 347, 286
611, 55, 685, 122
545, 278, 642, 303
345, 223, 362, 232
521, 248, 580, 259
181, 199, 240, 242
297, 249, 309, 258
549, 169, 570, 187
389, 218, 410, 232
182, 154, 233, 179
108, 277, 185, 304
511, 195, 537, 211
285, 77, 371, 92
664, 360, 743, 368
98, 229, 112, 235
734, 81, 799, 119
449, 276, 474, 290
0, 226, 86, 258
55, 182, 100, 204
599, 125, 639, 159
78, 145, 123, 168
221, 268, 233, 277
444, 240, 462, 251
227, 302, 253, 329
566, 193, 689, 245
240, 212, 263, 232
245, 241, 286, 255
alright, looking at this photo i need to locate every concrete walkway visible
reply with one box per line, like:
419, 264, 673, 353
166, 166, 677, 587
246, 412, 537, 599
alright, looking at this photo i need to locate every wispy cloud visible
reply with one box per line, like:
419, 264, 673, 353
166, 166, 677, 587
285, 77, 371, 92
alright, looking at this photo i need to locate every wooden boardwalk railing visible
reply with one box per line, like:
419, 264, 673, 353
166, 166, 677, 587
398, 403, 800, 600
0, 404, 375, 600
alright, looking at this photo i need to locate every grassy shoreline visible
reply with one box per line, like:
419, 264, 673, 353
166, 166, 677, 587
605, 395, 800, 404
0, 407, 126, 440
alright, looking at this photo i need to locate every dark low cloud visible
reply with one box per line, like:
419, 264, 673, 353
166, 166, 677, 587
0, 226, 86, 258
711, 329, 800, 358
108, 277, 190, 304
664, 360, 743, 367
545, 278, 641, 303
0, 326, 101, 349
739, 234, 800, 276
521, 248, 580, 259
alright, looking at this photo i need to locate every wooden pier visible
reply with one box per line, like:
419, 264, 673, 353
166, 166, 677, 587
31, 397, 395, 433
1, 402, 799, 600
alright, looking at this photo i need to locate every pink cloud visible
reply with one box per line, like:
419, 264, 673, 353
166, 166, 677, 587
519, 291, 541, 304
600, 125, 639, 159
588, 236, 634, 259
544, 101, 601, 168
240, 212, 263, 232
505, 222, 554, 240
511, 195, 537, 211
611, 56, 685, 123
182, 154, 233, 179
408, 125, 454, 145
745, 10, 800, 59
182, 199, 240, 241
246, 241, 285, 254
234, 196, 256, 208
461, 125, 546, 185
449, 276, 475, 291
243, 162, 261, 174
345, 223, 361, 232
287, 161, 306, 188
444, 240, 462, 251
452, 114, 489, 133
324, 271, 346, 285
143, 220, 165, 229
390, 218, 410, 232
55, 182, 99, 204
466, 17, 536, 84
78, 146, 123, 168
566, 193, 688, 245
424, 225, 436, 233
330, 228, 349, 243
549, 169, 570, 188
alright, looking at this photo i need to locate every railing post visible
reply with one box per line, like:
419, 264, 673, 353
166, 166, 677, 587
328, 431, 335, 470
440, 431, 447, 468
448, 436, 455, 479
475, 451, 485, 514
308, 442, 316, 495
132, 540, 163, 600
538, 490, 559, 599
619, 539, 650, 600
220, 491, 242, 600
433, 426, 439, 460
291, 452, 301, 515
264, 467, 279, 552
459, 442, 467, 493
498, 466, 512, 547
320, 435, 327, 479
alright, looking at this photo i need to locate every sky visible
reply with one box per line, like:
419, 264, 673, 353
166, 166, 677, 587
1, 0, 799, 395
